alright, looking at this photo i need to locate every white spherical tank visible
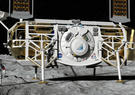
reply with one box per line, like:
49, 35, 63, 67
58, 25, 102, 66
70, 37, 88, 56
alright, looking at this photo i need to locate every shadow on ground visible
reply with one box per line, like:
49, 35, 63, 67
48, 75, 135, 81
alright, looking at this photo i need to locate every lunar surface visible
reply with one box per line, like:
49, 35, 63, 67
0, 55, 135, 95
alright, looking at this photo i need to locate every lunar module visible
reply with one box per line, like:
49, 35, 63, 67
0, 0, 134, 83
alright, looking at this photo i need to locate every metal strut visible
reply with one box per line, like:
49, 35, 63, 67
39, 35, 48, 84
32, 66, 39, 80
116, 50, 124, 83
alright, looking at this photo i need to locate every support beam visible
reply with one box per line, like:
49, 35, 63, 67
116, 51, 124, 83
41, 49, 45, 82
0, 21, 9, 31
39, 35, 47, 84
32, 66, 39, 80
27, 57, 41, 67
93, 67, 96, 77
25, 21, 29, 60
129, 29, 135, 48
119, 22, 128, 66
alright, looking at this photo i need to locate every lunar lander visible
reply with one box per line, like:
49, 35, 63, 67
0, 0, 134, 83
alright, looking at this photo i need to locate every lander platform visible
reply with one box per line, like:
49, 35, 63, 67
0, 0, 134, 83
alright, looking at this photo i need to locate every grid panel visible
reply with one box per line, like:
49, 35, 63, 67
13, 0, 30, 12
109, 0, 130, 23
9, 0, 33, 19
113, 0, 127, 16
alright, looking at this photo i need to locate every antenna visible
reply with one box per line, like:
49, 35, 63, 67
9, 0, 34, 19
109, 0, 130, 23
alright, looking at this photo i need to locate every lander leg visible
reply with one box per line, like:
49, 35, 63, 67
93, 67, 96, 77
41, 50, 45, 82
39, 36, 48, 84
70, 66, 77, 77
32, 66, 39, 80
39, 49, 48, 84
116, 51, 124, 83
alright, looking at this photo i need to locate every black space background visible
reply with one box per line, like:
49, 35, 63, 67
0, 0, 135, 54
